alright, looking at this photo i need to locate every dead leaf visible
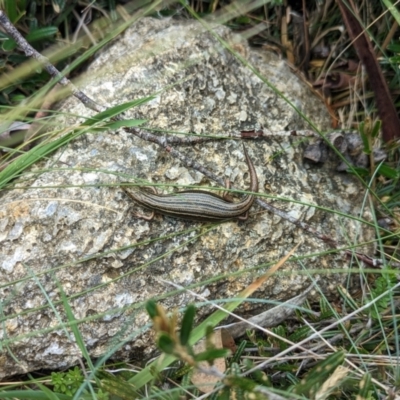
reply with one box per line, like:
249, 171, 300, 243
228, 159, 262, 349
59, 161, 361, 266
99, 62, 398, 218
191, 329, 234, 393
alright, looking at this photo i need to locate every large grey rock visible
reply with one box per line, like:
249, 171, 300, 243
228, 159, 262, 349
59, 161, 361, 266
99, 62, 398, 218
0, 17, 373, 377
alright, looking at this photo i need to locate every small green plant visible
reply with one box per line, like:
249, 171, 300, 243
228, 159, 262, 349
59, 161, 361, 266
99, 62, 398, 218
146, 300, 229, 366
368, 272, 398, 319
51, 366, 84, 396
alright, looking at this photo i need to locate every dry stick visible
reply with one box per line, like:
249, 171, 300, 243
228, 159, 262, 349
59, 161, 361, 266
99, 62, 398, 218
336, 0, 400, 143
0, 11, 388, 268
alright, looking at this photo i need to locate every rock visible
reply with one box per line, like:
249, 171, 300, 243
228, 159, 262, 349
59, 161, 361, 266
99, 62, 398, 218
0, 17, 373, 378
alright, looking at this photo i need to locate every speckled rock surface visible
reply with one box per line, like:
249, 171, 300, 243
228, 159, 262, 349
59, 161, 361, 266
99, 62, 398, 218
0, 17, 373, 378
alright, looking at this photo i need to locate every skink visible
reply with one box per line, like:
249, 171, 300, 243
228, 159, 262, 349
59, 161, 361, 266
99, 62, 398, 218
121, 144, 258, 222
